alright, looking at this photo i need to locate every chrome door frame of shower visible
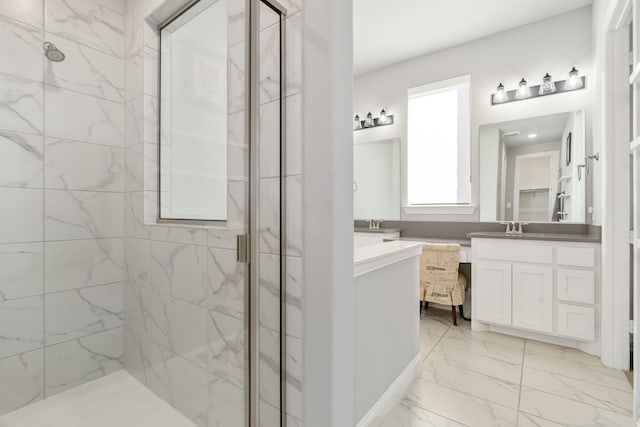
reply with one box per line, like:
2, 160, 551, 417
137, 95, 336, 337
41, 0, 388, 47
248, 0, 288, 426
156, 0, 288, 424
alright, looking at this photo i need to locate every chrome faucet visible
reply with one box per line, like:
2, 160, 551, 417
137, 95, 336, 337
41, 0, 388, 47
368, 219, 383, 230
503, 221, 528, 235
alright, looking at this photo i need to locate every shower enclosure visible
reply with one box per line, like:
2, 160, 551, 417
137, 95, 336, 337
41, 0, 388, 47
0, 0, 291, 425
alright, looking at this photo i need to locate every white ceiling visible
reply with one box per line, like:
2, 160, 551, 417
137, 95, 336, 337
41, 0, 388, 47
353, 0, 593, 75
501, 113, 570, 148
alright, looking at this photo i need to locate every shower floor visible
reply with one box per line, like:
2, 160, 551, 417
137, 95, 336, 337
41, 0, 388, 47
0, 370, 196, 427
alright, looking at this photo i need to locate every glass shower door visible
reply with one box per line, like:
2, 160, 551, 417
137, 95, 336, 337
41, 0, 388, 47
159, 0, 286, 425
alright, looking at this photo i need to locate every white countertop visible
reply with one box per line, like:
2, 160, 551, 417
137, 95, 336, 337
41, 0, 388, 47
353, 241, 423, 277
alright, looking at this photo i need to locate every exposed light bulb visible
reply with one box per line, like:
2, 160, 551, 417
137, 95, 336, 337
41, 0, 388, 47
538, 73, 556, 95
515, 78, 531, 99
365, 112, 373, 127
494, 83, 506, 103
379, 109, 387, 124
566, 67, 583, 90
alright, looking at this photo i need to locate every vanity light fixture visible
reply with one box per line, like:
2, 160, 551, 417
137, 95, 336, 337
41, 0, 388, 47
379, 109, 388, 124
494, 83, 506, 103
353, 109, 394, 131
365, 112, 373, 127
539, 73, 556, 95
353, 114, 361, 130
566, 67, 584, 90
490, 67, 586, 106
515, 78, 531, 99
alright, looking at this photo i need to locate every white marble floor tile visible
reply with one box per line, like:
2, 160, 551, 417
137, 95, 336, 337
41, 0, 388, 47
525, 340, 606, 368
519, 387, 632, 427
420, 326, 446, 357
523, 351, 632, 392
444, 323, 525, 350
437, 334, 524, 364
0, 370, 197, 427
404, 377, 518, 427
379, 400, 466, 427
521, 366, 632, 416
517, 412, 567, 427
420, 358, 521, 409
428, 344, 523, 384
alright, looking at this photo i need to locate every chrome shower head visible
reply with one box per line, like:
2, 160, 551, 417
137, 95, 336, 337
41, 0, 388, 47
43, 42, 65, 62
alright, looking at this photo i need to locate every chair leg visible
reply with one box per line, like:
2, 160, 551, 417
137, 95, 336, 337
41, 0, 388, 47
458, 305, 471, 321
451, 305, 458, 326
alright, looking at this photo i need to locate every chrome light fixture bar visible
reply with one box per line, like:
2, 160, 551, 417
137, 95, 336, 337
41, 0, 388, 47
353, 109, 394, 131
491, 68, 586, 106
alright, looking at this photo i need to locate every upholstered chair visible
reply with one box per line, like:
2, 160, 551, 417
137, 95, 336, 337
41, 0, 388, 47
420, 243, 469, 326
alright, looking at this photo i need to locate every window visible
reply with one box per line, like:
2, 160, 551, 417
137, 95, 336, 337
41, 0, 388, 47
407, 75, 471, 206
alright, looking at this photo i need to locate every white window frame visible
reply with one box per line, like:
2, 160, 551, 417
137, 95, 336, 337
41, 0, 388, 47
403, 75, 475, 216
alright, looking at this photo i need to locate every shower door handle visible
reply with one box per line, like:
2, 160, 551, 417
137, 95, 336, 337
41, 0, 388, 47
237, 234, 250, 263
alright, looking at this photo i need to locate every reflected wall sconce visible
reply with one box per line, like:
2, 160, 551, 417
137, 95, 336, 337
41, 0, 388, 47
491, 68, 586, 105
353, 109, 394, 131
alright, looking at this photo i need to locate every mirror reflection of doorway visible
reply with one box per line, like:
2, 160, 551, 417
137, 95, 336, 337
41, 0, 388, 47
513, 151, 559, 222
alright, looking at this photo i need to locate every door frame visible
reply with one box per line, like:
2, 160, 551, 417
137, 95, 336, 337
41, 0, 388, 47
600, 0, 632, 374
512, 150, 559, 222
248, 0, 288, 425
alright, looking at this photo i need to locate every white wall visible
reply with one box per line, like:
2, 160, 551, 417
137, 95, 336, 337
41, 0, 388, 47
354, 6, 595, 223
302, 0, 355, 425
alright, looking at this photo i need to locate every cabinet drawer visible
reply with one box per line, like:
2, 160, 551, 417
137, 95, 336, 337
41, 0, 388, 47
474, 240, 552, 264
557, 269, 595, 304
557, 303, 595, 341
557, 247, 595, 268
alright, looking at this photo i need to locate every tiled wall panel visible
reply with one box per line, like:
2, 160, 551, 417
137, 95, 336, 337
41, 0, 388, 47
0, 0, 125, 415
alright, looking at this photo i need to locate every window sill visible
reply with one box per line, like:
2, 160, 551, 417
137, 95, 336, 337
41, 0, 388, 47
402, 204, 477, 215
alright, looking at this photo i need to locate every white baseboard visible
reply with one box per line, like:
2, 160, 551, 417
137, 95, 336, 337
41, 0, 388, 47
355, 352, 422, 427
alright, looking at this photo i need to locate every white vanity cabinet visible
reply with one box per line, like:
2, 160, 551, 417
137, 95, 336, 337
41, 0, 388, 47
472, 238, 599, 347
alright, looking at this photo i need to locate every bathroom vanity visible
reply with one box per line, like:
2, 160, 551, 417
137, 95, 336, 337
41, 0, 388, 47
470, 232, 601, 354
353, 240, 423, 426
353, 227, 401, 248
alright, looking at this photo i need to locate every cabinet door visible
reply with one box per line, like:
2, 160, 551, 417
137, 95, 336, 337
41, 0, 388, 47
475, 261, 512, 326
512, 265, 554, 333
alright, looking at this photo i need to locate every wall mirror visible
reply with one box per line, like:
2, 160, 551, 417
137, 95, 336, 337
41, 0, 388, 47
159, 0, 228, 221
479, 111, 586, 223
353, 138, 401, 220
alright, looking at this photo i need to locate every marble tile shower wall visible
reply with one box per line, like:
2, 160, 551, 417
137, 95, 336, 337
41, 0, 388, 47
121, 0, 303, 426
0, 0, 126, 416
